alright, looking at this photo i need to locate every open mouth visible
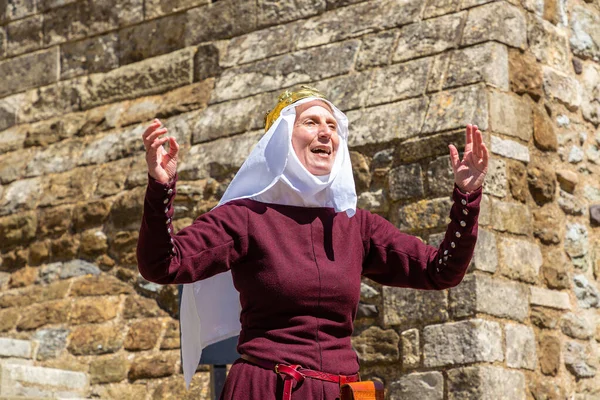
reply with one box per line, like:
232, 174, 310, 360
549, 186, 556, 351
311, 148, 331, 155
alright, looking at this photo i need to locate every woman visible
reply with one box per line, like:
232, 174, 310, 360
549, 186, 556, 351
137, 86, 488, 400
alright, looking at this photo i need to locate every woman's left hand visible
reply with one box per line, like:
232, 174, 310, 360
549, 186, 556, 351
449, 124, 489, 193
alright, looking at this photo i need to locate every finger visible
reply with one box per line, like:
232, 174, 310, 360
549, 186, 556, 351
142, 120, 162, 140
145, 128, 168, 146
448, 144, 460, 171
466, 124, 473, 146
167, 137, 180, 158
473, 129, 483, 159
150, 136, 170, 150
480, 143, 489, 169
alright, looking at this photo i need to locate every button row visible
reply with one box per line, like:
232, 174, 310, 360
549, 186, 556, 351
436, 195, 469, 273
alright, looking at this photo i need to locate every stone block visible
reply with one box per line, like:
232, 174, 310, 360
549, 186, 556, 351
462, 1, 526, 49
469, 228, 498, 273
191, 94, 270, 144
79, 126, 144, 166
32, 328, 69, 361
315, 73, 371, 112
538, 333, 560, 376
393, 12, 463, 63
491, 136, 530, 163
0, 308, 19, 331
532, 104, 558, 151
505, 323, 537, 370
509, 49, 543, 100
389, 371, 443, 400
144, 0, 209, 18
69, 296, 119, 325
128, 352, 179, 381
39, 166, 97, 207
498, 237, 541, 283
8, 266, 37, 288
185, 0, 257, 44
541, 247, 570, 289
383, 287, 448, 327
90, 354, 128, 384
151, 373, 211, 399
161, 319, 180, 350
483, 158, 507, 198
492, 200, 532, 235
527, 164, 556, 205
388, 163, 424, 200
118, 14, 187, 66
447, 365, 525, 400
0, 0, 36, 22
257, 0, 326, 27
527, 14, 570, 71
356, 30, 397, 70
423, 319, 503, 367
489, 91, 532, 141
0, 363, 89, 398
581, 63, 600, 126
564, 340, 597, 379
426, 155, 454, 197
17, 300, 70, 331
0, 97, 19, 132
392, 198, 452, 231
68, 324, 123, 355
0, 338, 34, 359
449, 273, 528, 321
222, 23, 296, 67
401, 328, 419, 369
124, 319, 163, 351
6, 15, 43, 57
560, 312, 594, 340
0, 212, 37, 250
366, 58, 431, 107
211, 40, 360, 103
427, 52, 452, 93
530, 286, 571, 310
42, 0, 90, 45
0, 125, 25, 155
352, 326, 399, 363
569, 5, 600, 62
348, 97, 428, 147
88, 0, 144, 33
564, 223, 588, 259
444, 41, 508, 91
573, 275, 599, 309
18, 79, 84, 124
73, 200, 110, 231
80, 47, 195, 110
71, 275, 132, 296
25, 139, 84, 177
0, 47, 59, 98
60, 33, 119, 80
422, 84, 488, 134
298, 0, 421, 50
0, 177, 42, 217
542, 66, 582, 111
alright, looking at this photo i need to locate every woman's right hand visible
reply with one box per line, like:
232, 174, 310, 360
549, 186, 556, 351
142, 118, 180, 184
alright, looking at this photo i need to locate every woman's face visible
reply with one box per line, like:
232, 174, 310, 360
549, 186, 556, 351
292, 100, 340, 176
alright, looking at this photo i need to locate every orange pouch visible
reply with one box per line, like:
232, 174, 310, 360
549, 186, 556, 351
339, 381, 384, 400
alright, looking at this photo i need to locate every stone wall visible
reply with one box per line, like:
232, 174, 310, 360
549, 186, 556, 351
0, 0, 598, 398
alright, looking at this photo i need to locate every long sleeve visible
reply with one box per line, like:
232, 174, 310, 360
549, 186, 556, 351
136, 174, 249, 285
361, 185, 482, 290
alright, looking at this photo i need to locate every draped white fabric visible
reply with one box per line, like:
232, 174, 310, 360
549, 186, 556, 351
180, 97, 357, 386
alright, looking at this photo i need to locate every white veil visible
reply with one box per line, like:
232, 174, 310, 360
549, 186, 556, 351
180, 97, 357, 386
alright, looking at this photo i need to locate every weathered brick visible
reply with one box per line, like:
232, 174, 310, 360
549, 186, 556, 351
389, 371, 443, 400
79, 47, 195, 110
489, 91, 532, 141
393, 12, 464, 63
211, 40, 360, 103
426, 155, 454, 197
90, 354, 128, 384
0, 363, 88, 398
422, 84, 489, 134
185, 0, 257, 44
366, 58, 431, 107
222, 23, 297, 67
17, 300, 70, 330
6, 14, 42, 57
33, 328, 69, 360
297, 0, 423, 50
69, 296, 119, 325
393, 197, 452, 231
530, 286, 571, 310
118, 14, 187, 66
423, 319, 503, 367
18, 79, 84, 124
449, 273, 529, 321
383, 287, 448, 327
352, 326, 399, 363
73, 200, 111, 231
128, 352, 179, 381
42, 0, 90, 45
68, 324, 123, 355
491, 136, 530, 163
257, 0, 325, 27
542, 66, 582, 112
60, 33, 119, 80
0, 212, 37, 250
469, 228, 498, 273
313, 73, 370, 111
348, 97, 428, 147
71, 275, 132, 297
462, 2, 526, 49
124, 319, 163, 351
356, 31, 397, 70
423, 0, 460, 18
401, 328, 420, 369
447, 365, 525, 400
144, 0, 209, 19
444, 41, 508, 91
0, 337, 33, 359
505, 323, 537, 370
0, 47, 59, 98
39, 167, 96, 207
388, 164, 424, 200
498, 237, 541, 283
492, 199, 532, 235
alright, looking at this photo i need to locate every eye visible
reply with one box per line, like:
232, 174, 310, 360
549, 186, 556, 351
328, 124, 337, 131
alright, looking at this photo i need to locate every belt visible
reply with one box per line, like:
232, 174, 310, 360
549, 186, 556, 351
241, 354, 361, 400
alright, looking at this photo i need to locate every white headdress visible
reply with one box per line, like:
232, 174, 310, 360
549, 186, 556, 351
180, 92, 357, 386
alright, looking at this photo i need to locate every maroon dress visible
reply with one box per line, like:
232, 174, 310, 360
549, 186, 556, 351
137, 175, 482, 400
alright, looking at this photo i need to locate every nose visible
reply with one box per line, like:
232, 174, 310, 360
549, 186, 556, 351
317, 123, 333, 140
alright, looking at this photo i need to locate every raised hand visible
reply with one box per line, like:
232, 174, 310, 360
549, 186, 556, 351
142, 118, 179, 184
449, 124, 489, 193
